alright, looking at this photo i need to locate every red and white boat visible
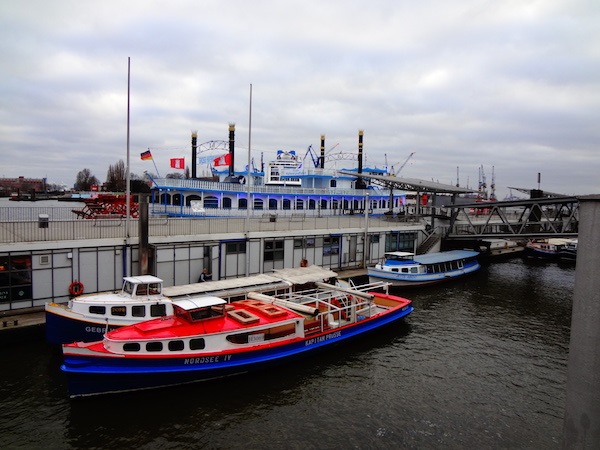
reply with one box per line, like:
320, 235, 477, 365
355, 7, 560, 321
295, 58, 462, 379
61, 281, 413, 397
46, 266, 337, 344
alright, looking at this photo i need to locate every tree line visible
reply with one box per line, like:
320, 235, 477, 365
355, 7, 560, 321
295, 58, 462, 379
74, 159, 189, 193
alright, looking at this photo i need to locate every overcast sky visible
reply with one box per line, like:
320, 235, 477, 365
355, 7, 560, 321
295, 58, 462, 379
1, 0, 598, 199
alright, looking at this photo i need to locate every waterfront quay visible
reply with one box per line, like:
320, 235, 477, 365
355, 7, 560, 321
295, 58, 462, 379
0, 202, 425, 314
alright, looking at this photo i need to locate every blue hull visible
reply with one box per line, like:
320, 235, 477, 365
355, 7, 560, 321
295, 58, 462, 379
367, 262, 480, 287
62, 305, 413, 397
46, 311, 118, 345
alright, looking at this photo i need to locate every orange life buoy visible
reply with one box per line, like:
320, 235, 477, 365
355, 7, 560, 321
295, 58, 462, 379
69, 281, 84, 297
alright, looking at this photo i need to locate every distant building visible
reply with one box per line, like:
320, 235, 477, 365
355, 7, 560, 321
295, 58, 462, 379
0, 176, 47, 196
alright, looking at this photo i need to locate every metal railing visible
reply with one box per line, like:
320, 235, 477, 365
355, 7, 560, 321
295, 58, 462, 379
0, 215, 421, 244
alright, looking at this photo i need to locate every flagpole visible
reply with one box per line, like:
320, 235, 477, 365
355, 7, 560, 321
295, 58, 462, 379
125, 56, 131, 277
149, 148, 161, 177
245, 83, 252, 277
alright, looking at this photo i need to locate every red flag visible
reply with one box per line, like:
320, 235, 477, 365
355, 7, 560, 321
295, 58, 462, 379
213, 153, 232, 167
140, 150, 153, 161
170, 158, 185, 169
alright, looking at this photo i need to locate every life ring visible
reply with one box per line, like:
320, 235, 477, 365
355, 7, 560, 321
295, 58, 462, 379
69, 281, 84, 297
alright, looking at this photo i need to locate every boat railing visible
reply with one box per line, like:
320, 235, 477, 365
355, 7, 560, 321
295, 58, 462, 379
151, 178, 394, 197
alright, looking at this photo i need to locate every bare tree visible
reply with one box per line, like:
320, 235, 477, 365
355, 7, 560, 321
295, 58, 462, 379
105, 160, 126, 192
74, 168, 99, 191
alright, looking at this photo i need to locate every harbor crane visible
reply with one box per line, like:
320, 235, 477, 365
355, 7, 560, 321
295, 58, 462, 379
390, 152, 415, 176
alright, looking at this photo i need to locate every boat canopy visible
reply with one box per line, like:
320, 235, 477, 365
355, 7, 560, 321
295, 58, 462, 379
412, 250, 479, 264
163, 266, 336, 299
172, 296, 226, 311
384, 252, 415, 258
123, 275, 164, 285
271, 265, 338, 285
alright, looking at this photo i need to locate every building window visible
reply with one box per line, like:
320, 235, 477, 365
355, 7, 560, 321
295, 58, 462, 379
253, 198, 264, 210
0, 255, 32, 304
323, 236, 340, 256
238, 198, 248, 210
226, 241, 246, 254
282, 199, 291, 210
268, 199, 278, 210
264, 240, 284, 262
385, 231, 416, 252
222, 197, 232, 209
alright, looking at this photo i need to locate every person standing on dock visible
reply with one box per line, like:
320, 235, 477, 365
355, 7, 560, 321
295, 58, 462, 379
198, 268, 212, 282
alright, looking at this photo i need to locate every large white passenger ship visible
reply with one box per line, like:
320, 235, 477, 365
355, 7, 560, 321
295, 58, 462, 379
148, 130, 410, 218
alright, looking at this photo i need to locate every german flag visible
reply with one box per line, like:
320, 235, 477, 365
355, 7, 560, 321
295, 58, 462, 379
140, 150, 153, 161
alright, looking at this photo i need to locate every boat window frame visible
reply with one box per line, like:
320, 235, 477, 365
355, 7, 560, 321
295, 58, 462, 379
146, 341, 163, 352
168, 340, 185, 351
123, 342, 141, 352
150, 303, 167, 317
190, 338, 206, 350
132, 305, 145, 317
111, 306, 127, 317
89, 305, 106, 315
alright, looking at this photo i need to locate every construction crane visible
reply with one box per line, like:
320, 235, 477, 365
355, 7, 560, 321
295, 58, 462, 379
391, 152, 415, 176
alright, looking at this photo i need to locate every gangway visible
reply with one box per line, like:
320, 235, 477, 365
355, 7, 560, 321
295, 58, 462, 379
443, 196, 579, 239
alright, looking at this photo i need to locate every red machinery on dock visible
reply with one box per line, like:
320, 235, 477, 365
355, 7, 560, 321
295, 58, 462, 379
72, 194, 139, 219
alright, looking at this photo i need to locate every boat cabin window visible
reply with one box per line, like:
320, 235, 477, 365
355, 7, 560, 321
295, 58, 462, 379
146, 342, 163, 352
123, 281, 135, 295
190, 338, 205, 350
410, 267, 418, 274
111, 306, 127, 316
150, 304, 167, 317
168, 340, 185, 351
136, 284, 148, 295
123, 343, 140, 352
149, 283, 161, 295
132, 305, 145, 317
189, 306, 224, 321
89, 306, 106, 315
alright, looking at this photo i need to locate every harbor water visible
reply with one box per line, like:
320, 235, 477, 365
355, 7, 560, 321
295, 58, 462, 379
0, 258, 573, 449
